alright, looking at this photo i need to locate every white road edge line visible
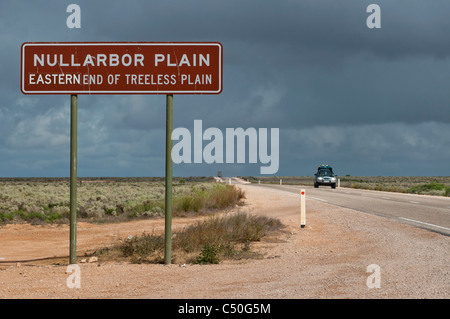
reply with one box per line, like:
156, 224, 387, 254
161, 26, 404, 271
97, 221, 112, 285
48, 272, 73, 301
398, 217, 450, 232
254, 187, 328, 202
307, 196, 328, 203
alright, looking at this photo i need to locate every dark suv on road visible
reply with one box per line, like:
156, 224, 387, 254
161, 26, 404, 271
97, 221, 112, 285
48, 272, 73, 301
314, 165, 337, 188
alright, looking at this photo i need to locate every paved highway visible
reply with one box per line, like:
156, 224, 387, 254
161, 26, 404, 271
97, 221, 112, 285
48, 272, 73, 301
230, 178, 450, 236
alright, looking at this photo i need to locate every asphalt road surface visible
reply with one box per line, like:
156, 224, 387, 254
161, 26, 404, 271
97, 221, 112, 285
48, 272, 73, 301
229, 178, 450, 237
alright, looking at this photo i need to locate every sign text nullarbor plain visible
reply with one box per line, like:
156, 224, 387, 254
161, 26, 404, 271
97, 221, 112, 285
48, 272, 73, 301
33, 52, 211, 68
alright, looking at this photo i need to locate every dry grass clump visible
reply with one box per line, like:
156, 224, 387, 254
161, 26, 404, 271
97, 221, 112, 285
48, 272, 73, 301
173, 183, 246, 215
104, 212, 283, 264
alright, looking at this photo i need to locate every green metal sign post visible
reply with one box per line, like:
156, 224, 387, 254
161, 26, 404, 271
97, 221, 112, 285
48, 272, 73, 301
164, 94, 173, 265
69, 94, 78, 265
67, 94, 175, 265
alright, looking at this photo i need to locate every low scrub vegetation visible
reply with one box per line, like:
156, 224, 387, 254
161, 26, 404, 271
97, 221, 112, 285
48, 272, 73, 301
244, 176, 450, 197
0, 177, 245, 225
407, 182, 450, 196
101, 212, 283, 264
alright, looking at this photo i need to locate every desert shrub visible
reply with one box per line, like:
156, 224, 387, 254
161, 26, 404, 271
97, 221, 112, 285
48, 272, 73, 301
173, 184, 245, 215
120, 232, 164, 263
0, 212, 15, 222
408, 182, 449, 196
110, 212, 283, 264
0, 210, 62, 224
195, 244, 220, 264
126, 199, 165, 218
175, 195, 205, 213
174, 212, 283, 263
45, 211, 63, 223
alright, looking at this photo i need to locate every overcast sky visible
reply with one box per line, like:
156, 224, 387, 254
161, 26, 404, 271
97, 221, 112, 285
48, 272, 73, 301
1, 0, 449, 177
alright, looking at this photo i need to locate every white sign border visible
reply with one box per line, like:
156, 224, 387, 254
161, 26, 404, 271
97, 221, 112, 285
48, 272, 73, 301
21, 42, 223, 95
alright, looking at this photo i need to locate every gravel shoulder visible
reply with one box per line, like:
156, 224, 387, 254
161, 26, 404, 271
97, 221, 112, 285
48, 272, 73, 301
0, 183, 449, 298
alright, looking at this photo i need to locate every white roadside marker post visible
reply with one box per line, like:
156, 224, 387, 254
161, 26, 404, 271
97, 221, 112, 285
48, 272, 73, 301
300, 189, 306, 228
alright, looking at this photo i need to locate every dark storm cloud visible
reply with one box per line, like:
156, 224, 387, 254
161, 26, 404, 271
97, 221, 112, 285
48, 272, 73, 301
76, 0, 450, 129
3, 0, 450, 126
83, 0, 450, 58
0, 0, 449, 176
280, 121, 450, 176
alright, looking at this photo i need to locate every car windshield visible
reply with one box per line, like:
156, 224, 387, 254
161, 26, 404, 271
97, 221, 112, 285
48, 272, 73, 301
318, 170, 333, 176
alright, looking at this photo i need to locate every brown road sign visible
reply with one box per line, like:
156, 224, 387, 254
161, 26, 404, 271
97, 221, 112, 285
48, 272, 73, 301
21, 42, 223, 94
